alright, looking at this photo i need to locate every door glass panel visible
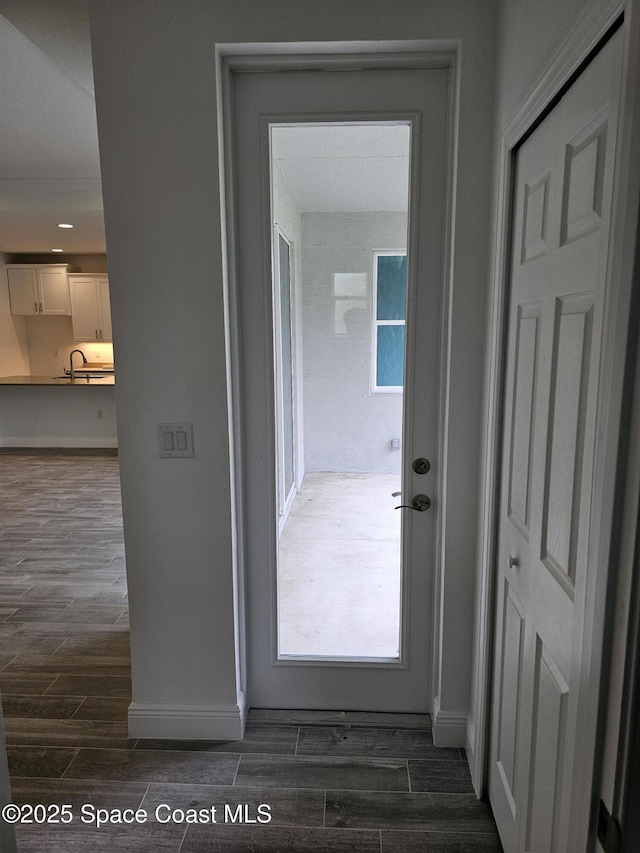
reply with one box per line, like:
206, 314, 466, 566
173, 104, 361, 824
270, 123, 411, 660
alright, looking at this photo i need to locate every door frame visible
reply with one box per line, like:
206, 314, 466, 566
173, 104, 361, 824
272, 222, 298, 533
218, 44, 458, 714
474, 0, 640, 848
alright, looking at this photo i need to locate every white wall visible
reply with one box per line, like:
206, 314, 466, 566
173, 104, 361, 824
88, 0, 498, 740
496, 0, 592, 125
0, 385, 117, 447
302, 211, 405, 474
23, 315, 114, 377
0, 253, 30, 375
7, 253, 108, 273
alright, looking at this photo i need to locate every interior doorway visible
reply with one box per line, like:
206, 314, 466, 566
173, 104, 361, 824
230, 59, 451, 711
488, 29, 623, 851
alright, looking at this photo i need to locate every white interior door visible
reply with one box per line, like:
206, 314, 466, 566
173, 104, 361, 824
489, 31, 622, 852
231, 63, 450, 711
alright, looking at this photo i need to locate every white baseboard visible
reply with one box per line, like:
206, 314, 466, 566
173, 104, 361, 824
466, 714, 485, 797
128, 696, 247, 741
0, 437, 118, 448
466, 714, 476, 756
432, 699, 468, 747
129, 702, 246, 740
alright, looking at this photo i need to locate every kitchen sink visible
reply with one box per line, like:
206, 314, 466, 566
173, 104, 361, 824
54, 374, 109, 380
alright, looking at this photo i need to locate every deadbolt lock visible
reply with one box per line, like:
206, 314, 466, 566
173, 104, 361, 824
412, 457, 431, 475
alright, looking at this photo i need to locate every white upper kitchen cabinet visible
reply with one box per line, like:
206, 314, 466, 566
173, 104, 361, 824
69, 275, 112, 342
7, 264, 76, 315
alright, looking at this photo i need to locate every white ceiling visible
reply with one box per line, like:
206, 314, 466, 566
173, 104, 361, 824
272, 125, 410, 213
0, 3, 410, 256
0, 1, 104, 254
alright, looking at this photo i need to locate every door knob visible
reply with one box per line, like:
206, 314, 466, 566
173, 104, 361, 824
395, 494, 430, 511
507, 554, 520, 568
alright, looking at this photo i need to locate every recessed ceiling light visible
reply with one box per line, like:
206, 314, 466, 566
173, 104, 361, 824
51, 248, 64, 253
57, 223, 73, 229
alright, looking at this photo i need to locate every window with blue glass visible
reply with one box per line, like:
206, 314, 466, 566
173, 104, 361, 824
373, 252, 407, 391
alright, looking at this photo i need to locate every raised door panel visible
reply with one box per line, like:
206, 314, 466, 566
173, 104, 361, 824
560, 121, 607, 246
508, 304, 541, 539
37, 268, 71, 315
69, 278, 99, 342
495, 582, 527, 814
524, 639, 569, 853
541, 295, 594, 594
7, 269, 38, 315
521, 174, 550, 263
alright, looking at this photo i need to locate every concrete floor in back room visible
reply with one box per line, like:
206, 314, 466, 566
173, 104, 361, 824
0, 450, 502, 852
278, 473, 402, 658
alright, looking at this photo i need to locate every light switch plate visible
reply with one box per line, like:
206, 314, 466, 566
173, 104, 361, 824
158, 423, 194, 458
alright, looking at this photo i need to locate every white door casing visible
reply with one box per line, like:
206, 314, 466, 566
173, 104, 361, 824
489, 31, 622, 852
230, 61, 451, 711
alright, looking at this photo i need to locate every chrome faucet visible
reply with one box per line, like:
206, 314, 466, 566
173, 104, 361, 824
69, 349, 87, 381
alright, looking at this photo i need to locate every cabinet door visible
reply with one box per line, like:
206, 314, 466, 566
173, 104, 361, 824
7, 269, 38, 315
37, 267, 71, 314
97, 278, 112, 341
69, 277, 100, 341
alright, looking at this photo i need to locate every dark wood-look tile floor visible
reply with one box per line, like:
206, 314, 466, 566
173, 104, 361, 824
0, 451, 503, 851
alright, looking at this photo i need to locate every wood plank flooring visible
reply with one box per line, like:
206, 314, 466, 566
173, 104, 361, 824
0, 451, 502, 851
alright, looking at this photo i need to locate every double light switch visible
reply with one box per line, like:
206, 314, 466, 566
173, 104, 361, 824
158, 423, 195, 458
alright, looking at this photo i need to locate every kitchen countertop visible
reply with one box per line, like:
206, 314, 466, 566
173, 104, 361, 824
0, 375, 116, 386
